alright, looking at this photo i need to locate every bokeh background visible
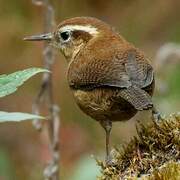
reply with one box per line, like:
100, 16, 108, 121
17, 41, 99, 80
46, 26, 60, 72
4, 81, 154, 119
0, 0, 179, 179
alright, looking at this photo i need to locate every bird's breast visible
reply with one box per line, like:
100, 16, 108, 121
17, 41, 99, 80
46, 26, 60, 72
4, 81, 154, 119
72, 88, 112, 121
72, 88, 137, 122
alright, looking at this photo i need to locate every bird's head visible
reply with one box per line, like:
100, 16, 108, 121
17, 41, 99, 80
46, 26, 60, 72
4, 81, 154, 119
24, 17, 116, 61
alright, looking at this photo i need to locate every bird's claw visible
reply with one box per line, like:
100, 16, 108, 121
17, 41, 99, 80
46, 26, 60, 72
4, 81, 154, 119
153, 111, 162, 121
105, 154, 114, 166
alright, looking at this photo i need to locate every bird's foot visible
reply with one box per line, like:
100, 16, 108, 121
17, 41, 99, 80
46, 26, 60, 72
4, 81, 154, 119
152, 107, 163, 121
153, 111, 162, 121
105, 154, 113, 166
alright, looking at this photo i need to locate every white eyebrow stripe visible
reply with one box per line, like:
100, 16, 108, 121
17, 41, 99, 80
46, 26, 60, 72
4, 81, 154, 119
60, 25, 99, 35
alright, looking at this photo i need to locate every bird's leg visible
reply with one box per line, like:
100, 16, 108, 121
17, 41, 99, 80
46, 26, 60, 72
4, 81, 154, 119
100, 120, 112, 163
152, 106, 162, 121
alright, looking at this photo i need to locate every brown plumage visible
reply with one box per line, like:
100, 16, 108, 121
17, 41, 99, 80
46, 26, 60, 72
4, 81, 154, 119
24, 17, 155, 162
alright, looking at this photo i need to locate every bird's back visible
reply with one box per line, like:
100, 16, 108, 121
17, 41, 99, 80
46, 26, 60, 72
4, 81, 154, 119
68, 33, 154, 122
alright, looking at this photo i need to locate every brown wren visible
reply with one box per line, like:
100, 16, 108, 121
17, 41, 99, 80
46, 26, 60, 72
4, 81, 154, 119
24, 17, 156, 161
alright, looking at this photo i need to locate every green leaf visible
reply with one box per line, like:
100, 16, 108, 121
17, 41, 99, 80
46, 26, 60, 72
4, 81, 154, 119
0, 68, 49, 98
0, 111, 45, 122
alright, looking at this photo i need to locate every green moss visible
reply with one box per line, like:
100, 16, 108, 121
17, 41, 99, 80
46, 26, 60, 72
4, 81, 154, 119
146, 161, 180, 180
97, 113, 180, 180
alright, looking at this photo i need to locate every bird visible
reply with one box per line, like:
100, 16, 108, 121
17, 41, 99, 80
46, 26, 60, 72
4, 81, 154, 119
24, 17, 158, 162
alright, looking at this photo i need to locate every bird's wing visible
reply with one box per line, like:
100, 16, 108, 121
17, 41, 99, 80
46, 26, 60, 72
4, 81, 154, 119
117, 50, 154, 110
68, 48, 154, 110
125, 50, 154, 88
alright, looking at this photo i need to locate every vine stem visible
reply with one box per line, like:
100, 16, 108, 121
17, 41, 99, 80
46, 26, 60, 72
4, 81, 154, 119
31, 0, 60, 179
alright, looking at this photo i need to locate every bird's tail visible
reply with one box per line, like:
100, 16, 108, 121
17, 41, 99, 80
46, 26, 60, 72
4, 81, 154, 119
119, 86, 153, 111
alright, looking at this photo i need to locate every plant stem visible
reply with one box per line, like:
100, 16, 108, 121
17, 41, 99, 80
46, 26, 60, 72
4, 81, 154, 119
32, 0, 60, 179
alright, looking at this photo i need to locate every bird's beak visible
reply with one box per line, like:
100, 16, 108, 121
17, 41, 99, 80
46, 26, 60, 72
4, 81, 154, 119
23, 33, 53, 41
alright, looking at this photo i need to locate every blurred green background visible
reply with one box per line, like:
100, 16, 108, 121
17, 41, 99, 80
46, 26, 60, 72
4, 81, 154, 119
0, 0, 179, 179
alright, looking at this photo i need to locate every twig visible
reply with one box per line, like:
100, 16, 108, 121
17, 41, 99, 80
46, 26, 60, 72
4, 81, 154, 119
154, 43, 180, 95
31, 0, 60, 179
154, 43, 180, 71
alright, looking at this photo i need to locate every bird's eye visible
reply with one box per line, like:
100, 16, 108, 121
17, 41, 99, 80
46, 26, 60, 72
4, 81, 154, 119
60, 31, 71, 42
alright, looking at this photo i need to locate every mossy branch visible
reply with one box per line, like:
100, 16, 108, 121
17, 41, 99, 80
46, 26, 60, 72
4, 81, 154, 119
97, 113, 180, 180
